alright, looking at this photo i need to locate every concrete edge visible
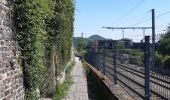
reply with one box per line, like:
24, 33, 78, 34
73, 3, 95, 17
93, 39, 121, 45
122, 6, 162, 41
84, 62, 134, 100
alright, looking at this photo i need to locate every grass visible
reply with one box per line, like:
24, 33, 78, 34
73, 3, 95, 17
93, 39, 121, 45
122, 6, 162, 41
53, 61, 75, 100
82, 62, 107, 100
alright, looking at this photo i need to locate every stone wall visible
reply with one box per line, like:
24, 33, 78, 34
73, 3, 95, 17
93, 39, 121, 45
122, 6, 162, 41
0, 0, 25, 100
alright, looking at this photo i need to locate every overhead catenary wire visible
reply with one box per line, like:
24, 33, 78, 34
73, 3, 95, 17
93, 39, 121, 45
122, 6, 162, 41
157, 11, 170, 18
131, 18, 151, 26
117, 11, 150, 26
156, 29, 166, 33
113, 0, 145, 25
131, 10, 170, 26
107, 9, 170, 42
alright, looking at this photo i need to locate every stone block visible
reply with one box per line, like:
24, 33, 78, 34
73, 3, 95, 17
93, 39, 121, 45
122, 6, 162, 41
0, 0, 25, 99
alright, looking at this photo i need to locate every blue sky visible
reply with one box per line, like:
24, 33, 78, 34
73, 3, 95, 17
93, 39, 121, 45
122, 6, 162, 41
74, 0, 170, 42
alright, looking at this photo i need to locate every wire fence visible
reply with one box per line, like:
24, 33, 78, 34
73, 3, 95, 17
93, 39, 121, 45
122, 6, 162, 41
84, 34, 170, 100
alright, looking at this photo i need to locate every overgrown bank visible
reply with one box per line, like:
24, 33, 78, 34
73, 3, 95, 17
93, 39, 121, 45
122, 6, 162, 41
83, 62, 107, 100
13, 0, 75, 99
53, 61, 75, 100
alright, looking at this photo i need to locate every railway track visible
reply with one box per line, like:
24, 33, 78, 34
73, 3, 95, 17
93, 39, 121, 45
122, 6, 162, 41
94, 53, 170, 100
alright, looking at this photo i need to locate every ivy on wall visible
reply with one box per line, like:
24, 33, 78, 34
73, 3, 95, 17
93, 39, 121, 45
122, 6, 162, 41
44, 0, 75, 77
13, 0, 74, 99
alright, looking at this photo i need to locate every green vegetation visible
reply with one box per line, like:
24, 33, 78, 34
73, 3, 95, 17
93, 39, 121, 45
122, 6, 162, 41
79, 50, 87, 57
156, 25, 170, 68
88, 35, 106, 41
74, 35, 105, 58
117, 48, 144, 66
155, 52, 170, 68
158, 25, 170, 56
116, 40, 125, 49
73, 35, 106, 50
53, 61, 75, 100
13, 0, 75, 99
77, 37, 86, 52
119, 49, 144, 58
83, 62, 107, 100
73, 37, 87, 50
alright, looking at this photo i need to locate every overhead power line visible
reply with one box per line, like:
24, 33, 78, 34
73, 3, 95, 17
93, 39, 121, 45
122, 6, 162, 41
117, 11, 150, 26
113, 0, 145, 24
157, 11, 170, 18
131, 18, 151, 26
102, 27, 152, 30
131, 10, 170, 26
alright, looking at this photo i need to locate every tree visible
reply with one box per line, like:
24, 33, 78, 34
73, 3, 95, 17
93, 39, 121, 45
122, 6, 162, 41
158, 25, 170, 56
77, 38, 87, 52
116, 40, 125, 49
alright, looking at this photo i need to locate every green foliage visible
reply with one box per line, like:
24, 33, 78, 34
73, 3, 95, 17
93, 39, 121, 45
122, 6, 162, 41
88, 35, 106, 41
158, 25, 170, 56
53, 78, 73, 100
73, 35, 105, 51
53, 61, 75, 100
73, 37, 89, 51
155, 52, 170, 68
158, 38, 170, 56
77, 38, 86, 52
25, 90, 40, 100
82, 62, 107, 100
117, 49, 144, 66
121, 49, 143, 58
79, 50, 87, 57
49, 0, 75, 76
13, 0, 75, 99
82, 62, 90, 73
156, 25, 170, 68
116, 40, 125, 49
13, 0, 53, 97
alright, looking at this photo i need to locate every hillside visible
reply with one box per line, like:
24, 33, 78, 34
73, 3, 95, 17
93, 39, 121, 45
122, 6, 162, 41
73, 35, 105, 49
88, 35, 106, 41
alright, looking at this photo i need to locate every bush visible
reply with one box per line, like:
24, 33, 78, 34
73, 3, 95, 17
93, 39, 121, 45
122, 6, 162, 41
155, 52, 170, 68
157, 25, 170, 56
118, 49, 143, 58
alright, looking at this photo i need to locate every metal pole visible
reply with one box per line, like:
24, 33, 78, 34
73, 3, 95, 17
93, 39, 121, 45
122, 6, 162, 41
144, 36, 150, 100
113, 49, 117, 85
103, 50, 105, 75
94, 51, 96, 68
151, 9, 155, 70
81, 32, 84, 50
122, 29, 125, 39
92, 49, 95, 66
95, 52, 99, 70
143, 29, 146, 38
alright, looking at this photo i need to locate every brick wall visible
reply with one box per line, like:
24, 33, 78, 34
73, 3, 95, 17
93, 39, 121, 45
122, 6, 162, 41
0, 0, 25, 100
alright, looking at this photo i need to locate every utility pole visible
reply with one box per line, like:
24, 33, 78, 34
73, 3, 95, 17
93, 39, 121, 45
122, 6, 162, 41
81, 32, 84, 50
102, 9, 156, 100
81, 32, 84, 38
122, 29, 125, 39
151, 9, 155, 71
144, 36, 150, 100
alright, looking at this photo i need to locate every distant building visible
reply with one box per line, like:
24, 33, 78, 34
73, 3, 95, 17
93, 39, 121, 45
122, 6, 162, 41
86, 38, 155, 52
87, 40, 117, 52
98, 40, 117, 49
132, 42, 144, 50
121, 38, 133, 48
